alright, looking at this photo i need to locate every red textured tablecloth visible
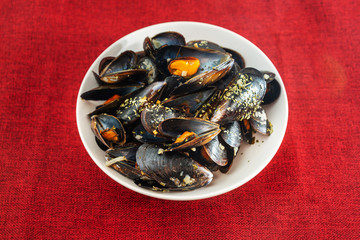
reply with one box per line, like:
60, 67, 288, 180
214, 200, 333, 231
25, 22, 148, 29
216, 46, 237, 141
1, 0, 359, 239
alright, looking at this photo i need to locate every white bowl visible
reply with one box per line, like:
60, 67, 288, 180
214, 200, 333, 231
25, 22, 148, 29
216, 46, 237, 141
76, 21, 288, 201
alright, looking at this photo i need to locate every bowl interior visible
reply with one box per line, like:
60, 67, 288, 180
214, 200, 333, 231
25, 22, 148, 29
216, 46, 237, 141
76, 21, 288, 201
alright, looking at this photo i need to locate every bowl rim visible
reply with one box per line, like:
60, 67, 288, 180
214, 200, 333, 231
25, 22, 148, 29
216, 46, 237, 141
76, 21, 289, 201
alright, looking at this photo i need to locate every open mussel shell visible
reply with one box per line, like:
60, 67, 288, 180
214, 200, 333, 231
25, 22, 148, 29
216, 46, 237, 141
162, 87, 216, 115
105, 144, 145, 180
170, 58, 234, 96
99, 56, 115, 74
220, 121, 242, 148
262, 79, 281, 105
136, 144, 213, 190
99, 50, 147, 84
100, 50, 137, 77
158, 117, 221, 151
105, 144, 140, 162
211, 69, 267, 124
88, 97, 123, 117
249, 106, 273, 135
91, 114, 126, 149
116, 81, 167, 125
80, 83, 145, 101
155, 45, 232, 77
144, 31, 186, 58
187, 147, 220, 172
141, 104, 187, 137
201, 135, 229, 166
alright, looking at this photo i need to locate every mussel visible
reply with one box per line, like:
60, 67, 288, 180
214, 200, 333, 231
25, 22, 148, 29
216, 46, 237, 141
136, 144, 213, 190
91, 114, 126, 149
211, 68, 267, 124
98, 50, 147, 85
116, 81, 166, 124
158, 118, 221, 151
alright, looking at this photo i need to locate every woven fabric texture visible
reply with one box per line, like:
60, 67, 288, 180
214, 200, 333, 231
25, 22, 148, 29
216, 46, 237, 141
1, 0, 359, 239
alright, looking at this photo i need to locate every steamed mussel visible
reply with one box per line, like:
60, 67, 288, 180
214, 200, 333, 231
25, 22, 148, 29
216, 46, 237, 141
81, 31, 281, 192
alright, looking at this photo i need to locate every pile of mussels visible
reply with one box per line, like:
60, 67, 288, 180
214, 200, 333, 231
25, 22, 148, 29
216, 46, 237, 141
81, 31, 281, 191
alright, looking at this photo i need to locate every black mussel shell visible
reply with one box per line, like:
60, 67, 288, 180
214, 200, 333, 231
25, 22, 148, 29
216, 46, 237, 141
162, 87, 216, 115
262, 79, 281, 105
95, 136, 109, 151
91, 114, 126, 149
224, 48, 245, 69
219, 146, 236, 174
99, 50, 147, 84
149, 31, 185, 49
141, 104, 187, 137
99, 56, 115, 74
105, 144, 140, 162
155, 45, 232, 77
144, 31, 186, 58
137, 56, 158, 84
211, 62, 241, 91
100, 50, 137, 77
249, 106, 273, 135
136, 144, 213, 190
220, 121, 242, 148
194, 89, 222, 120
187, 147, 220, 172
211, 69, 267, 124
262, 71, 276, 83
105, 144, 145, 180
201, 135, 229, 166
88, 98, 123, 117
158, 118, 221, 151
186, 40, 226, 52
80, 83, 145, 101
132, 124, 171, 144
240, 119, 255, 144
116, 81, 166, 125
170, 58, 234, 96
134, 178, 170, 191
160, 75, 187, 100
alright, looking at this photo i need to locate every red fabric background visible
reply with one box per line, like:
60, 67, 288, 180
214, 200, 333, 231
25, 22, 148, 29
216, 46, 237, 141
1, 0, 359, 239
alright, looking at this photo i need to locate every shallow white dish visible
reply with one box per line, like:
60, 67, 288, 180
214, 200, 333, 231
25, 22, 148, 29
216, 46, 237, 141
76, 21, 288, 201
